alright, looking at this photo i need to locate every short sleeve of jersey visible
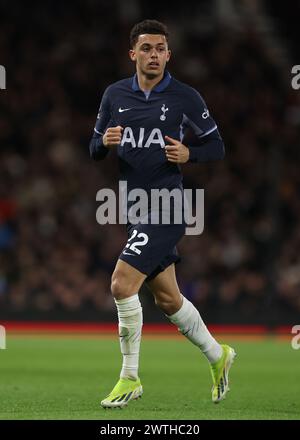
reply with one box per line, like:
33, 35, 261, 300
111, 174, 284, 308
182, 87, 217, 139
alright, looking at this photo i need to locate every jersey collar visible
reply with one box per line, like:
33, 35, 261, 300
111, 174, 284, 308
132, 70, 172, 92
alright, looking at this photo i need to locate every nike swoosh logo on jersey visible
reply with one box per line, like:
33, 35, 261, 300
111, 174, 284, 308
119, 107, 132, 112
123, 250, 136, 256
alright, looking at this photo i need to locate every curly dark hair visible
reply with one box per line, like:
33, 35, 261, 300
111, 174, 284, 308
130, 19, 169, 48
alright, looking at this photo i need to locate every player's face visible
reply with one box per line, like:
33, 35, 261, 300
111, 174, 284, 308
129, 34, 171, 79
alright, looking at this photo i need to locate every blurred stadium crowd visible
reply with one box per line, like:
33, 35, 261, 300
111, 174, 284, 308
0, 0, 300, 324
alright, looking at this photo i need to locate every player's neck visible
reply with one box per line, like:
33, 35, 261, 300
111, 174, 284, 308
136, 71, 164, 92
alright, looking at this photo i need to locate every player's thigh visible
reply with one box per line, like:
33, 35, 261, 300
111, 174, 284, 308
111, 259, 147, 299
146, 264, 182, 312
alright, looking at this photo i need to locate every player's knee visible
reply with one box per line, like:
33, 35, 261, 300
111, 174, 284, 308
111, 277, 125, 299
111, 271, 134, 299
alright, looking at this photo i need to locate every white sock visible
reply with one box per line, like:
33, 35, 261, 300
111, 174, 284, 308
167, 295, 223, 363
114, 294, 143, 380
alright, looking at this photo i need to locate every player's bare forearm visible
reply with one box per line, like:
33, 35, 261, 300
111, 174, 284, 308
164, 135, 190, 164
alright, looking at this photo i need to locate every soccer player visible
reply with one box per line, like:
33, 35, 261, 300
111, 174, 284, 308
89, 19, 236, 408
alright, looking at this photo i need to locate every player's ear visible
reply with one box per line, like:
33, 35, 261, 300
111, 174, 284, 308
166, 49, 171, 62
129, 49, 136, 61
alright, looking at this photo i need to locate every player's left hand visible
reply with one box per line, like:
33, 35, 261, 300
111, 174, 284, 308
165, 136, 190, 164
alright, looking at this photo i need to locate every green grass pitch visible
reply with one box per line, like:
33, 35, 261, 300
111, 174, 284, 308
0, 335, 299, 420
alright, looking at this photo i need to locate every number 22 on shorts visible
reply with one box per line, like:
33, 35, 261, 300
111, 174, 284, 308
125, 229, 149, 255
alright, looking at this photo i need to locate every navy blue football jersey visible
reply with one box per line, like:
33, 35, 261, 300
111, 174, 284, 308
90, 70, 224, 191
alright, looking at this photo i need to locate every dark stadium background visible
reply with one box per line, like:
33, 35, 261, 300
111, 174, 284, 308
1, 0, 300, 329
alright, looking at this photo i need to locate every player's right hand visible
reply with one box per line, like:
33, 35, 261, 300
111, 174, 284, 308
103, 126, 123, 147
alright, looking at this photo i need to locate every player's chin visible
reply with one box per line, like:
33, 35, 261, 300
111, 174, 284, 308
145, 67, 163, 78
